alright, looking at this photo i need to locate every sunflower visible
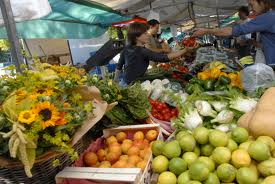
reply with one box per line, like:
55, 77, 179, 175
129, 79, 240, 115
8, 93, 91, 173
55, 112, 67, 126
30, 88, 54, 100
33, 101, 60, 129
18, 110, 37, 124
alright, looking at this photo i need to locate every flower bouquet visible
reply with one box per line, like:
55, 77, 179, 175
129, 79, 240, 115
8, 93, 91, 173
0, 62, 112, 178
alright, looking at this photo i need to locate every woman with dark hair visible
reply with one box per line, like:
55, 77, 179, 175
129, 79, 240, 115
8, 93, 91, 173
115, 22, 191, 85
193, 0, 275, 66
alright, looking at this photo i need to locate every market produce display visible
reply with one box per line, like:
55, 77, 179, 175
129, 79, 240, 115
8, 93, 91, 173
151, 127, 275, 184
87, 76, 151, 128
149, 99, 178, 122
83, 129, 157, 170
170, 86, 257, 132
0, 63, 95, 177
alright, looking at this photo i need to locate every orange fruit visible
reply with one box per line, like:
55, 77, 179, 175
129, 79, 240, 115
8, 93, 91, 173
121, 142, 132, 154
106, 152, 120, 164
146, 130, 158, 141
136, 160, 147, 171
128, 146, 140, 156
123, 139, 133, 145
109, 145, 122, 156
128, 155, 142, 165
97, 149, 106, 162
116, 132, 127, 143
106, 136, 117, 146
120, 155, 129, 161
84, 152, 98, 167
133, 131, 144, 141
112, 160, 127, 168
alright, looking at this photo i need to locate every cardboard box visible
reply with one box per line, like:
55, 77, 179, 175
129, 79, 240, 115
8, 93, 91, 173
56, 124, 162, 184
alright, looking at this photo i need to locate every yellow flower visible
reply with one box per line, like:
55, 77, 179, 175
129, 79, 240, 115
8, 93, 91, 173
33, 101, 60, 129
18, 110, 36, 124
30, 88, 54, 99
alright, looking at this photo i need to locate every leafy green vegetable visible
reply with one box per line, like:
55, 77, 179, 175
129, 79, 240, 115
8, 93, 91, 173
120, 83, 151, 120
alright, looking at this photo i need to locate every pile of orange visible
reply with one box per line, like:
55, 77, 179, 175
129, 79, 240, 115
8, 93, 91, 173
84, 129, 158, 171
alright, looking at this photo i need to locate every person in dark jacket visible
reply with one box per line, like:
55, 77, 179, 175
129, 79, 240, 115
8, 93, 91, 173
114, 22, 191, 85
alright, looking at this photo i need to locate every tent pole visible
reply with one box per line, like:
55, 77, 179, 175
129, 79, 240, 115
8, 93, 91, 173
0, 0, 24, 72
215, 0, 221, 28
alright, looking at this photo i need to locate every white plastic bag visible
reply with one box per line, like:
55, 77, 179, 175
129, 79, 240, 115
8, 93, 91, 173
255, 48, 266, 64
241, 63, 275, 93
0, 0, 52, 25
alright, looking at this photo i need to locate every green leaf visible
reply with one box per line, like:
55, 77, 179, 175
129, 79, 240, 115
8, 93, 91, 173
2, 93, 17, 121
26, 148, 36, 169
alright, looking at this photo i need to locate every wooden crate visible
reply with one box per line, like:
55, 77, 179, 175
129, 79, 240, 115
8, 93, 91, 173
56, 124, 163, 184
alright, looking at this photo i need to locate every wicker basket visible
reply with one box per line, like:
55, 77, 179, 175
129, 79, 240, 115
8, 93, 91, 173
0, 141, 84, 184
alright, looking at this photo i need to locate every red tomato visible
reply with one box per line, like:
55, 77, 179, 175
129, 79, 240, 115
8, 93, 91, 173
158, 114, 164, 120
156, 104, 163, 111
152, 109, 158, 114
162, 108, 170, 115
164, 114, 171, 121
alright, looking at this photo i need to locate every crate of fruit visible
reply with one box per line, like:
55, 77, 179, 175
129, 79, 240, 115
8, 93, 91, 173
56, 124, 163, 184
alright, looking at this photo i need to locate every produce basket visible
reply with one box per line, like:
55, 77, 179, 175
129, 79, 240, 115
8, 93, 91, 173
0, 140, 84, 184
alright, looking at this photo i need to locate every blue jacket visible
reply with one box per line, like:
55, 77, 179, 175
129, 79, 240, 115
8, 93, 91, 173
232, 11, 275, 65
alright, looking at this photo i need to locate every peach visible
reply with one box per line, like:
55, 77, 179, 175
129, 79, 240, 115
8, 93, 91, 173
136, 160, 147, 171
116, 132, 127, 143
145, 130, 158, 141
96, 149, 106, 161
127, 146, 140, 156
128, 155, 141, 165
133, 131, 144, 141
84, 152, 98, 167
121, 142, 132, 154
106, 152, 120, 164
106, 136, 117, 146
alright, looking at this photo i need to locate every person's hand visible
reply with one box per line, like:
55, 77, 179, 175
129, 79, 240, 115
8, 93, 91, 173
162, 48, 171, 53
192, 28, 209, 37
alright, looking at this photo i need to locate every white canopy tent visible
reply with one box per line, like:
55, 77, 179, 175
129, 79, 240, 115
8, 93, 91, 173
91, 0, 248, 28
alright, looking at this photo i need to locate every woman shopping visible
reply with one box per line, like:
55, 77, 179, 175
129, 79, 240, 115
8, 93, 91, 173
115, 22, 192, 85
193, 0, 275, 66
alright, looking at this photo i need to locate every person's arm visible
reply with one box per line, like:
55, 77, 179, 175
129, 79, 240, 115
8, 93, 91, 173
146, 43, 170, 53
193, 12, 273, 37
193, 27, 233, 37
114, 50, 125, 82
143, 47, 189, 62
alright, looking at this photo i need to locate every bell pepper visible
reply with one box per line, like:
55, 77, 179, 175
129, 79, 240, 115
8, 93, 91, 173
210, 68, 221, 79
219, 72, 228, 78
228, 73, 238, 82
198, 71, 210, 81
219, 75, 231, 85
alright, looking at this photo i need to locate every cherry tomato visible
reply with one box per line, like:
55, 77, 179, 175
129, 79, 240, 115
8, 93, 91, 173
156, 104, 163, 111
158, 114, 164, 120
163, 114, 171, 121
152, 109, 158, 114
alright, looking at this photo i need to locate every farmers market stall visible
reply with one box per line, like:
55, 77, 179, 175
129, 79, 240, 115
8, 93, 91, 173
2, 1, 275, 184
